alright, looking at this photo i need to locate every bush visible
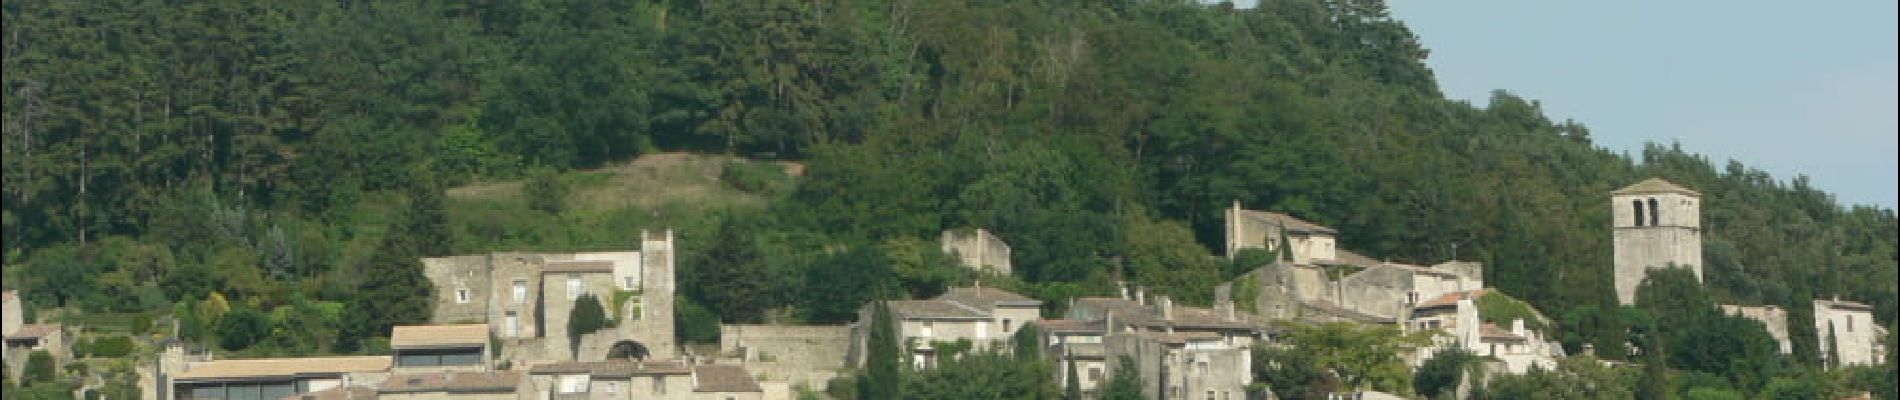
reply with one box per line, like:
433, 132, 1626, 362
23, 351, 57, 383
89, 336, 135, 358
720, 161, 788, 195
131, 315, 155, 335
216, 306, 270, 351
523, 167, 570, 214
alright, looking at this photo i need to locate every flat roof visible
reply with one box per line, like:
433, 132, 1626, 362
391, 324, 489, 349
174, 356, 392, 381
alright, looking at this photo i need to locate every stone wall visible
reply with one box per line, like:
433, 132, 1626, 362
1612, 227, 1703, 305
941, 229, 1013, 275
1721, 305, 1793, 355
424, 256, 495, 324
719, 324, 851, 389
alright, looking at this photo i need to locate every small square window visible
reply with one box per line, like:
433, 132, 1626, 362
456, 288, 471, 304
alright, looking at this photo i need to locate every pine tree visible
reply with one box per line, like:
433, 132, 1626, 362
338, 173, 444, 352
859, 301, 902, 399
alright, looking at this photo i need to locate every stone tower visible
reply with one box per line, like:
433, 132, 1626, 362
1612, 178, 1703, 305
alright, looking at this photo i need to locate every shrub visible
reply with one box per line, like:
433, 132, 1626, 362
720, 161, 788, 195
23, 351, 56, 383
89, 336, 135, 358
523, 167, 570, 214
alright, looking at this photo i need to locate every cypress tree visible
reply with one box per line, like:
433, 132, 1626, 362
1065, 355, 1083, 400
860, 301, 902, 399
569, 294, 609, 360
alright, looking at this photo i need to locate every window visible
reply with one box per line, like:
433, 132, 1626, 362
505, 312, 520, 337
1632, 200, 1645, 226
652, 376, 665, 395
1847, 315, 1854, 332
1198, 361, 1209, 376
1648, 198, 1660, 226
513, 280, 529, 304
605, 382, 617, 393
1208, 390, 1216, 400
567, 274, 583, 300
456, 288, 471, 303
921, 322, 934, 337
624, 276, 636, 290
1003, 319, 1013, 333
1089, 367, 1102, 382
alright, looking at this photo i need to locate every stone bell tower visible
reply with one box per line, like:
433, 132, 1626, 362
1612, 178, 1703, 305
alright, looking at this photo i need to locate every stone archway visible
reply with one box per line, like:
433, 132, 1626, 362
608, 340, 650, 361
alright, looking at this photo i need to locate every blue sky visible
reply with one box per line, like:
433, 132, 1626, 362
1231, 1, 1898, 208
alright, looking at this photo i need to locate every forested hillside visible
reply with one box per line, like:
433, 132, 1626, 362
3, 0, 1893, 389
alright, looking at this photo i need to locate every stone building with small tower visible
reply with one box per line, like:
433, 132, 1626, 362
1612, 178, 1703, 305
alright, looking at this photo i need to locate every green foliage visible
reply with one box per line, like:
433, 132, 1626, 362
1100, 356, 1145, 400
721, 162, 791, 195
902, 350, 1059, 400
217, 304, 270, 351
22, 351, 56, 384
1281, 321, 1432, 392
1121, 211, 1222, 305
1685, 387, 1745, 400
523, 168, 571, 214
88, 336, 134, 358
1012, 323, 1043, 360
1476, 356, 1633, 400
1476, 291, 1549, 334
1414, 348, 1480, 399
568, 293, 609, 359
859, 302, 901, 400
1255, 344, 1337, 399
801, 244, 898, 323
674, 296, 721, 344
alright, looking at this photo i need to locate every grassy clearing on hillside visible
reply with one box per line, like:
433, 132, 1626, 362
445, 153, 798, 253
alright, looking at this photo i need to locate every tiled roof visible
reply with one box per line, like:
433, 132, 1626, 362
1298, 301, 1396, 324
284, 385, 377, 400
937, 286, 1042, 310
1321, 249, 1381, 267
544, 261, 615, 273
692, 365, 762, 393
1238, 210, 1336, 234
529, 360, 690, 377
379, 371, 521, 393
1126, 331, 1224, 345
1417, 289, 1487, 309
1032, 319, 1104, 334
390, 324, 489, 349
1071, 297, 1257, 331
175, 356, 392, 380
886, 300, 988, 320
1612, 178, 1699, 196
5, 324, 60, 339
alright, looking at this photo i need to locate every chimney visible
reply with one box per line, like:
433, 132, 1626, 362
1135, 287, 1147, 306
1511, 318, 1525, 337
1119, 281, 1130, 301
1156, 296, 1174, 321
1105, 310, 1117, 334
